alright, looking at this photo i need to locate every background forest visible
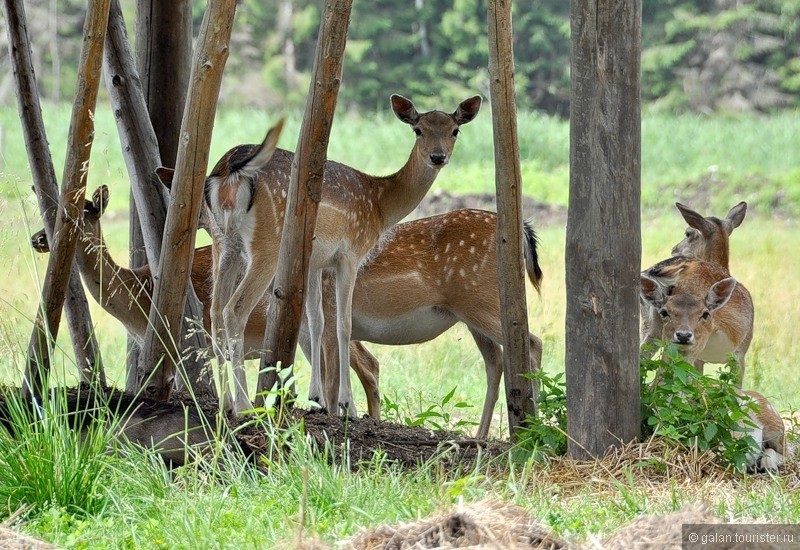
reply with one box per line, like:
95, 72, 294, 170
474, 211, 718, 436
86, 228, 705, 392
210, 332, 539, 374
2, 0, 800, 115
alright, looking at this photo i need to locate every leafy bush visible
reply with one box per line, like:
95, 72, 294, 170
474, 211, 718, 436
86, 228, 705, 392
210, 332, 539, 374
515, 345, 763, 470
641, 344, 759, 470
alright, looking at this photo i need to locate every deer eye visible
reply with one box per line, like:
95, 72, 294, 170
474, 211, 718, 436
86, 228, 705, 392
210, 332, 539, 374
452, 128, 460, 137
659, 309, 670, 319
701, 311, 710, 320
413, 128, 422, 136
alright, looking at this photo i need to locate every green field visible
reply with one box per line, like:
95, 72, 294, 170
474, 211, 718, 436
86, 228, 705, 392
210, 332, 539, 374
0, 104, 799, 546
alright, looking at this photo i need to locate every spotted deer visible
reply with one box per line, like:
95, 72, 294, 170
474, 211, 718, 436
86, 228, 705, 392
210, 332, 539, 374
671, 201, 747, 271
320, 208, 544, 438
639, 259, 753, 384
205, 95, 481, 416
33, 192, 538, 438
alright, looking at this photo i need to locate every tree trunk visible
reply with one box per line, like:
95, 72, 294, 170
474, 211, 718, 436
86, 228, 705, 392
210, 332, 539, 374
566, 0, 642, 459
487, 0, 536, 438
255, 0, 352, 403
2, 0, 107, 389
105, 0, 214, 398
23, 0, 111, 400
137, 0, 238, 400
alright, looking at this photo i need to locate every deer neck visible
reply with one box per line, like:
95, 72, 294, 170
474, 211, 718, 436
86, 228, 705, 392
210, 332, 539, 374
75, 226, 138, 307
705, 235, 730, 272
374, 150, 440, 229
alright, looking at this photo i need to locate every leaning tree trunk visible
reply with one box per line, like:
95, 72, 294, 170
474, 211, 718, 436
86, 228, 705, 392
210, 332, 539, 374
136, 0, 238, 400
104, 0, 213, 397
566, 0, 642, 459
255, 0, 353, 403
487, 0, 537, 438
23, 0, 111, 401
2, 0, 107, 389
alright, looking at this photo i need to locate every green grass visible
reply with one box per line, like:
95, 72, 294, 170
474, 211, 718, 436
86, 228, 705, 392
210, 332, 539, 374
0, 103, 799, 546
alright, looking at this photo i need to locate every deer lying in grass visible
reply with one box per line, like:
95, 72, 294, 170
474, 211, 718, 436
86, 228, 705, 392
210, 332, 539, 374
641, 202, 753, 384
639, 260, 753, 383
33, 188, 541, 438
0, 388, 253, 467
737, 389, 785, 473
204, 95, 481, 416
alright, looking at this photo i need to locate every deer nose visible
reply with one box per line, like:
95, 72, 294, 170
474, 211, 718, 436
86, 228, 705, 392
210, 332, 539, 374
429, 152, 447, 166
674, 330, 694, 344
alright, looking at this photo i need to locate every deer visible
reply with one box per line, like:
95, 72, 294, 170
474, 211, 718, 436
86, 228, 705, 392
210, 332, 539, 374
670, 201, 747, 272
204, 94, 482, 417
319, 208, 544, 439
737, 389, 785, 473
33, 189, 540, 438
29, 186, 382, 412
640, 201, 753, 384
639, 260, 753, 384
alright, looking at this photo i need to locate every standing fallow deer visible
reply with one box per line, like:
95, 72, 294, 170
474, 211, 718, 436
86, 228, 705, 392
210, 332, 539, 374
320, 208, 544, 438
639, 259, 753, 384
670, 201, 747, 271
32, 190, 540, 438
204, 95, 481, 416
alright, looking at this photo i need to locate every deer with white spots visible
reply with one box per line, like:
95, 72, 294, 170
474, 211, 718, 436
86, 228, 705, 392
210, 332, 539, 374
205, 95, 482, 416
320, 208, 544, 438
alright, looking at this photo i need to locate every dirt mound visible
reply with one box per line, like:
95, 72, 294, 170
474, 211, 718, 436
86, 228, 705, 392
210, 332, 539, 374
234, 408, 511, 469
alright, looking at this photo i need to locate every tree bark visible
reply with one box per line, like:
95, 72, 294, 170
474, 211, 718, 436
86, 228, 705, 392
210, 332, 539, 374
255, 0, 352, 403
105, 0, 213, 397
2, 0, 107, 389
566, 0, 642, 459
136, 0, 237, 400
22, 0, 111, 400
487, 0, 536, 437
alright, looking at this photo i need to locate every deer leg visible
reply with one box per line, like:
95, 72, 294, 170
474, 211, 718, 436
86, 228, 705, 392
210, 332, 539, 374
693, 359, 706, 377
305, 269, 327, 408
734, 350, 746, 388
334, 259, 358, 419
529, 333, 543, 402
211, 249, 245, 413
351, 342, 380, 419
223, 264, 274, 416
468, 328, 502, 439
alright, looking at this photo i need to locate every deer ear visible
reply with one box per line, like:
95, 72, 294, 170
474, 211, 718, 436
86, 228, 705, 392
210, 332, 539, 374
705, 277, 737, 312
390, 94, 419, 125
640, 275, 665, 308
453, 95, 482, 125
724, 201, 747, 234
676, 202, 714, 235
155, 167, 175, 189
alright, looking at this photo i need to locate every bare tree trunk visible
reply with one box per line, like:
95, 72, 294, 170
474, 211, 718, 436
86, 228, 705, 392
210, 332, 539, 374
48, 0, 59, 103
136, 0, 237, 400
3, 0, 107, 390
277, 0, 297, 93
487, 0, 536, 437
255, 0, 352, 403
22, 0, 111, 401
566, 0, 642, 459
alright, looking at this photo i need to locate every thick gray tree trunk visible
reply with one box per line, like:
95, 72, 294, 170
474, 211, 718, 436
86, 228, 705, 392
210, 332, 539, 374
566, 0, 642, 459
137, 0, 237, 400
2, 0, 107, 389
255, 0, 353, 402
487, 0, 536, 437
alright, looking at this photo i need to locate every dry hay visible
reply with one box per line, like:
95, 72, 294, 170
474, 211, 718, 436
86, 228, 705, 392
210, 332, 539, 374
342, 499, 568, 549
0, 528, 57, 550
598, 504, 721, 549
